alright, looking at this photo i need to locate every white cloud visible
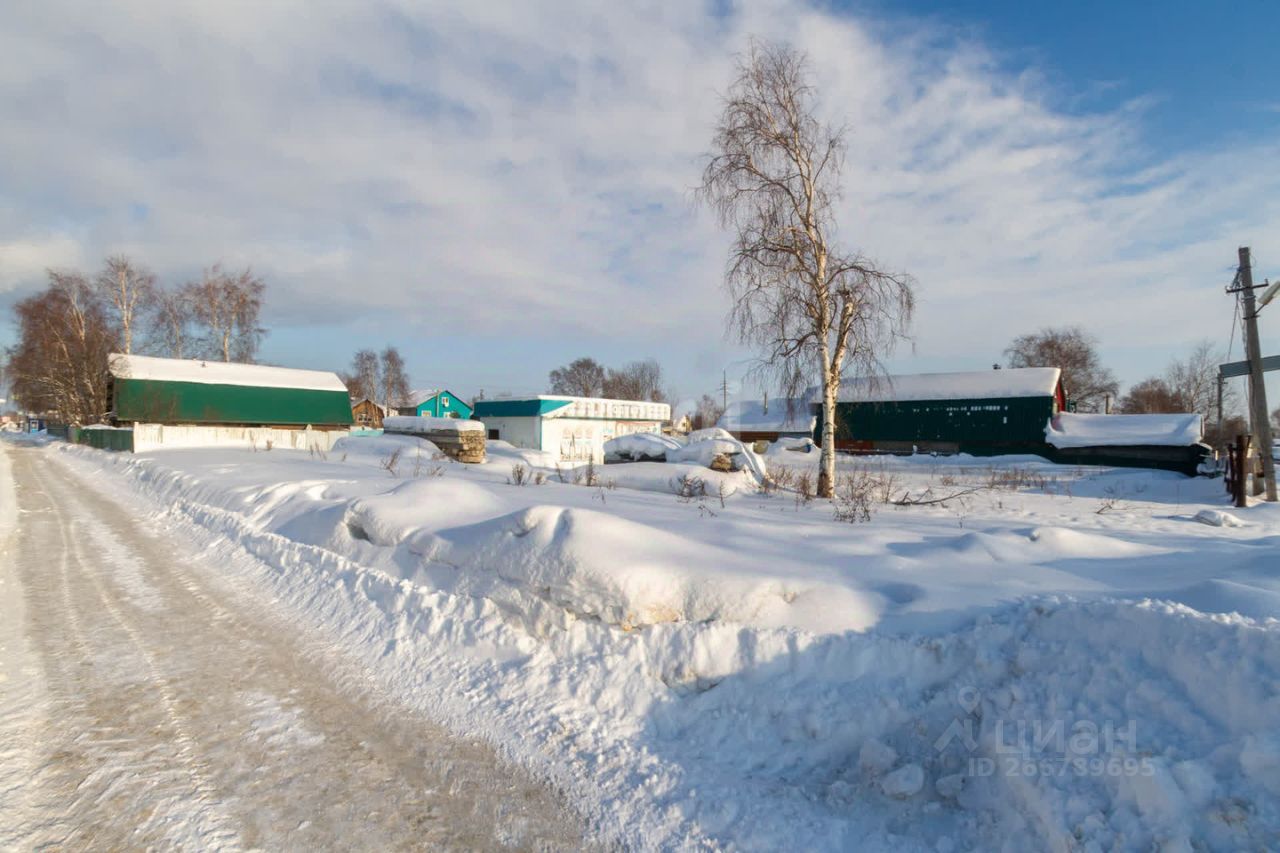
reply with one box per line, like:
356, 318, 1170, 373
1, 0, 1277, 392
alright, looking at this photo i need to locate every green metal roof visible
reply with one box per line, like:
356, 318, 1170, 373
472, 398, 573, 418
114, 377, 354, 426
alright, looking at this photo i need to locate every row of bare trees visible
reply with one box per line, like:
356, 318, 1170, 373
5, 256, 267, 422
341, 347, 411, 412
548, 356, 672, 403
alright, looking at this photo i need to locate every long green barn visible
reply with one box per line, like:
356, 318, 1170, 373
108, 353, 354, 427
815, 368, 1066, 455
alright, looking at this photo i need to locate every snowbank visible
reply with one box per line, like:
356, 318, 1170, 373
603, 432, 682, 462
1046, 412, 1203, 448
38, 440, 1280, 850
331, 433, 443, 465
668, 436, 767, 482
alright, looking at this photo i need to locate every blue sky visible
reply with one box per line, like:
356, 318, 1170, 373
2, 0, 1279, 410
871, 0, 1280, 149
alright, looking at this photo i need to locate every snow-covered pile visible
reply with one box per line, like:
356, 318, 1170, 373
603, 432, 683, 463
332, 433, 442, 462
668, 436, 767, 482
1046, 412, 1203, 448
383, 415, 484, 433
767, 436, 817, 455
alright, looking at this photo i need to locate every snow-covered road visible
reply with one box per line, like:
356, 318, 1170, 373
0, 445, 588, 851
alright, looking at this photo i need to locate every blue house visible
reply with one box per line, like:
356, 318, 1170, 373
400, 388, 473, 420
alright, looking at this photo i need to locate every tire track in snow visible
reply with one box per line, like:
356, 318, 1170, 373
22, 455, 244, 850
5, 445, 591, 851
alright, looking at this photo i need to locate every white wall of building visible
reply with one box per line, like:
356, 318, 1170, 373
132, 423, 347, 453
542, 417, 663, 463
479, 398, 671, 464
479, 416, 541, 452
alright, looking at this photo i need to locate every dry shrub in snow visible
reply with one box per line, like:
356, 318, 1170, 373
833, 470, 877, 523
380, 447, 402, 477
674, 473, 708, 501
795, 470, 814, 507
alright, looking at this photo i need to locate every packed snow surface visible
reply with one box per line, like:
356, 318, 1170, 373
1046, 411, 1204, 448
831, 367, 1062, 402
108, 353, 348, 392
26, 434, 1280, 851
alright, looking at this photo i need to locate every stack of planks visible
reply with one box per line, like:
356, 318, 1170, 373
382, 415, 486, 464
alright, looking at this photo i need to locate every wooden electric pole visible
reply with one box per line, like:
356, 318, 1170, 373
1236, 247, 1278, 501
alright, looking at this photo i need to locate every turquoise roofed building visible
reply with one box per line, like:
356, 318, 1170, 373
399, 388, 472, 420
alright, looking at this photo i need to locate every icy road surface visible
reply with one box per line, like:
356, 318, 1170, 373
0, 446, 588, 851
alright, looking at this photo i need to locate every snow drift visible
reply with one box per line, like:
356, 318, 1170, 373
28, 438, 1280, 851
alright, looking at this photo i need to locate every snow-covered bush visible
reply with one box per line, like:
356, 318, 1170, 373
603, 432, 683, 463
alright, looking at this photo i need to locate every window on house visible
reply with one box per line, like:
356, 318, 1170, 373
488, 429, 499, 440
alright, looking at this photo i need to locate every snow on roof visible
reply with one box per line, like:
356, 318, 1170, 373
406, 388, 441, 405
829, 367, 1062, 403
507, 394, 667, 405
1045, 412, 1203, 448
109, 353, 348, 393
718, 399, 814, 433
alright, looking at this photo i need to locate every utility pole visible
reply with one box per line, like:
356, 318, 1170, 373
1235, 246, 1278, 501
1216, 374, 1225, 443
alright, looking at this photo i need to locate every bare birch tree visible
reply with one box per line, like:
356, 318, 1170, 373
7, 270, 115, 422
189, 264, 267, 362
95, 255, 156, 354
346, 349, 381, 401
698, 41, 914, 496
151, 283, 197, 358
380, 346, 410, 412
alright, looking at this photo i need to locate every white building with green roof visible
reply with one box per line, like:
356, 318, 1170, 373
472, 395, 670, 464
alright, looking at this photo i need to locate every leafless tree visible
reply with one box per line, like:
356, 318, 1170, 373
1005, 326, 1118, 413
150, 283, 196, 358
549, 357, 606, 397
1119, 341, 1233, 422
189, 264, 266, 362
698, 40, 915, 497
94, 255, 156, 354
380, 346, 411, 412
1165, 340, 1226, 419
6, 270, 115, 423
1118, 378, 1186, 414
344, 349, 381, 401
603, 358, 668, 402
691, 393, 725, 430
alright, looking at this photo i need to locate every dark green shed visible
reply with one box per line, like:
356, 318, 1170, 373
108, 354, 353, 427
815, 368, 1066, 455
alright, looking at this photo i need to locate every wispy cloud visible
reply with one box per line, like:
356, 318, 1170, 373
1, 1, 1276, 392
